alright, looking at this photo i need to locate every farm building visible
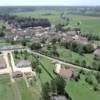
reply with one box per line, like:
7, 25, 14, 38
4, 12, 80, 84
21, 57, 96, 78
53, 62, 74, 80
59, 68, 74, 80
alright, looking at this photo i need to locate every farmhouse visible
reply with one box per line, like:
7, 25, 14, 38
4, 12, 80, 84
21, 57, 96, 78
53, 62, 74, 80
59, 67, 74, 80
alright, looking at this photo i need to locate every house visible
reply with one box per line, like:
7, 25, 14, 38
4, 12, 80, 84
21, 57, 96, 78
0, 55, 6, 69
50, 95, 67, 100
53, 62, 74, 80
52, 61, 61, 74
73, 35, 89, 46
59, 67, 74, 80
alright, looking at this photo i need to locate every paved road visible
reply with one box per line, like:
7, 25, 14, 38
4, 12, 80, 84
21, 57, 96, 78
27, 49, 99, 73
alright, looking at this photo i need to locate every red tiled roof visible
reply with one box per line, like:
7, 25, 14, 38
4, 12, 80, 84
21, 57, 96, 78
60, 68, 73, 79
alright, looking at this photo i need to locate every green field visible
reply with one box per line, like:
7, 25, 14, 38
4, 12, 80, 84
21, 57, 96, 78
39, 57, 56, 83
12, 11, 100, 35
16, 77, 41, 100
0, 74, 16, 100
66, 75, 100, 100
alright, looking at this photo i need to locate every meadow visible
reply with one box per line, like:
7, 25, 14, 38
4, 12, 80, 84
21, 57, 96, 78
0, 74, 16, 100
12, 11, 100, 36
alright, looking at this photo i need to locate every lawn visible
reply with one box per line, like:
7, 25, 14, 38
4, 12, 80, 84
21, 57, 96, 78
39, 57, 56, 83
66, 75, 100, 100
16, 78, 33, 100
12, 11, 100, 35
0, 74, 16, 100
0, 39, 10, 46
16, 77, 41, 100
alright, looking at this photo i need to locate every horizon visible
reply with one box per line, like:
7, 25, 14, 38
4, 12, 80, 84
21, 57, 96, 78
0, 0, 100, 6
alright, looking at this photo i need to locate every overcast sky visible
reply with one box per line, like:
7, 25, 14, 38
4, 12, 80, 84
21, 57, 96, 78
0, 0, 100, 6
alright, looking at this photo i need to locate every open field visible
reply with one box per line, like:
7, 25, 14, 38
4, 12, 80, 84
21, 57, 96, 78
12, 11, 100, 35
66, 75, 100, 100
39, 57, 56, 83
0, 74, 16, 100
16, 77, 41, 100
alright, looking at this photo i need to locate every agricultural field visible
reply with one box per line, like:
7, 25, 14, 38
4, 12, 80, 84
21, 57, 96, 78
0, 74, 16, 100
12, 11, 100, 36
16, 77, 41, 100
39, 57, 56, 83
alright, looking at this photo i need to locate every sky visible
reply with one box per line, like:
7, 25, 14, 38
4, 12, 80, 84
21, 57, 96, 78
0, 0, 100, 6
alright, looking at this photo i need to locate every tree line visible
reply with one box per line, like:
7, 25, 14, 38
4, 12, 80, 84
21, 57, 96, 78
0, 14, 51, 28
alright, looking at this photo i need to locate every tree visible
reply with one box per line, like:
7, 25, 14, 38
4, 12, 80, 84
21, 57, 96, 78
42, 82, 49, 100
85, 76, 94, 85
93, 84, 100, 91
1, 25, 6, 31
81, 60, 87, 67
96, 73, 100, 83
54, 76, 66, 94
0, 30, 5, 37
83, 44, 94, 53
21, 40, 27, 46
35, 66, 42, 74
75, 59, 80, 65
31, 42, 41, 50
55, 24, 64, 31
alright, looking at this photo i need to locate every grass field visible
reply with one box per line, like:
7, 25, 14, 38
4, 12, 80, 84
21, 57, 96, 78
12, 11, 100, 35
39, 57, 56, 83
16, 77, 41, 100
66, 75, 100, 100
0, 74, 16, 100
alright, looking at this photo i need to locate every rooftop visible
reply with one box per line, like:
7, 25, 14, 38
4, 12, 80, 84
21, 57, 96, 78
60, 68, 73, 79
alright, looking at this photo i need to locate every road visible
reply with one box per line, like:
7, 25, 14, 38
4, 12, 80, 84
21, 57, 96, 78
26, 49, 99, 73
1, 48, 99, 73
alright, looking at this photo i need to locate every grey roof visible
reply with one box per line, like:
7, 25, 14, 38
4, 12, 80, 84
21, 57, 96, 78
50, 96, 67, 100
16, 60, 31, 68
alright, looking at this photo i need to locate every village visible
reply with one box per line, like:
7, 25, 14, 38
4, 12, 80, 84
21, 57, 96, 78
0, 7, 100, 100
